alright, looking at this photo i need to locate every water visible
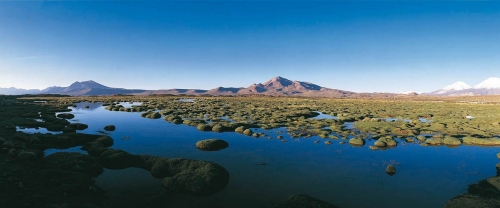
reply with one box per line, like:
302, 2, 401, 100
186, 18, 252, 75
311, 111, 338, 119
40, 104, 500, 207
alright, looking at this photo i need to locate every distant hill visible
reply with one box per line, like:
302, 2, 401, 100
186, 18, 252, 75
1, 77, 408, 98
1, 80, 146, 96
0, 87, 40, 95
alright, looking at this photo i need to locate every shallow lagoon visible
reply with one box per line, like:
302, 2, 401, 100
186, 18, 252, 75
28, 102, 500, 208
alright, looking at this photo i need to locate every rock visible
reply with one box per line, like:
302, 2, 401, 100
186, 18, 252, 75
348, 137, 365, 146
497, 153, 500, 160
195, 139, 229, 151
252, 133, 259, 138
104, 125, 116, 131
271, 194, 340, 208
386, 164, 396, 176
496, 163, 500, 176
369, 146, 379, 150
325, 140, 332, 145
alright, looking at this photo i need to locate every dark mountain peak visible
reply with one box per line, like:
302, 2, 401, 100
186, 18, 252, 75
67, 80, 109, 91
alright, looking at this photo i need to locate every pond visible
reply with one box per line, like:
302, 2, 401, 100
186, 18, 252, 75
33, 103, 500, 208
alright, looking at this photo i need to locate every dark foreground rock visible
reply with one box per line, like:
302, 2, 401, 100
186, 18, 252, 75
271, 194, 340, 208
444, 175, 500, 208
444, 194, 500, 208
196, 139, 229, 151
81, 139, 230, 195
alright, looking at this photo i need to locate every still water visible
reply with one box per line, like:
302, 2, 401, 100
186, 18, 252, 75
29, 102, 500, 208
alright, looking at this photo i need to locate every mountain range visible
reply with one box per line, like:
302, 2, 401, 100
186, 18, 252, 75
2, 76, 500, 97
430, 77, 500, 96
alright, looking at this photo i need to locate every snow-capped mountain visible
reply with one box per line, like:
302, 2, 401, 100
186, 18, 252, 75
431, 77, 500, 96
442, 81, 472, 91
473, 77, 500, 89
432, 81, 471, 95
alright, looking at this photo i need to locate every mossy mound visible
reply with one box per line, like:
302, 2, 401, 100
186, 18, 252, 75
348, 137, 365, 146
270, 194, 340, 208
426, 137, 444, 145
195, 139, 229, 151
197, 124, 211, 131
44, 152, 103, 177
141, 111, 161, 119
235, 126, 246, 133
104, 125, 115, 131
375, 136, 397, 147
463, 137, 500, 146
80, 139, 230, 195
243, 129, 253, 136
141, 156, 229, 195
386, 164, 396, 176
56, 113, 75, 119
444, 136, 462, 146
68, 123, 89, 130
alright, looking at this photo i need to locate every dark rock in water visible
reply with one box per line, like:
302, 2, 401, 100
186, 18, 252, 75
386, 164, 396, 176
44, 152, 103, 177
196, 139, 229, 151
56, 113, 75, 119
104, 125, 115, 131
271, 194, 340, 208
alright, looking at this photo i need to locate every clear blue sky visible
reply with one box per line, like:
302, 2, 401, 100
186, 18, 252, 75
1, 1, 499, 93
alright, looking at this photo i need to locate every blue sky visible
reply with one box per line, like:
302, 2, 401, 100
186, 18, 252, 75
0, 1, 499, 93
